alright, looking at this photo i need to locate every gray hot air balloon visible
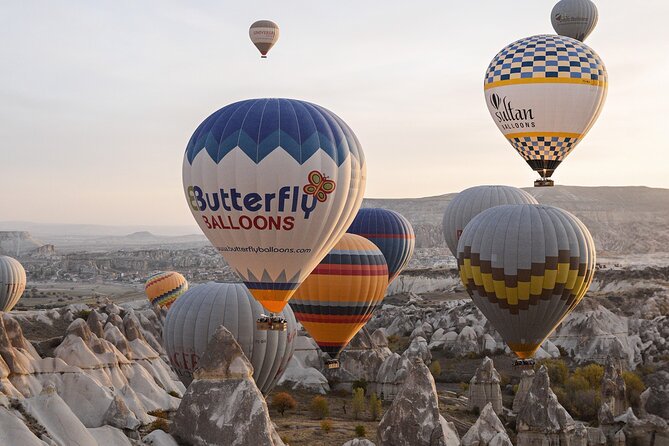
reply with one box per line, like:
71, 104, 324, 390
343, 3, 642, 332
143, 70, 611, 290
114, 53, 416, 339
163, 282, 296, 394
249, 20, 280, 58
442, 186, 538, 258
0, 256, 26, 312
551, 0, 598, 42
456, 204, 596, 359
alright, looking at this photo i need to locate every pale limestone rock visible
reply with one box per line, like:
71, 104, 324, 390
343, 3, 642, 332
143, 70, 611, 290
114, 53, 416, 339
468, 357, 502, 414
461, 403, 511, 446
172, 325, 284, 446
377, 358, 460, 446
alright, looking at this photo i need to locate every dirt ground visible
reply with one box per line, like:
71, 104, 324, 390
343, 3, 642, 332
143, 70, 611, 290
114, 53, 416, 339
16, 281, 145, 309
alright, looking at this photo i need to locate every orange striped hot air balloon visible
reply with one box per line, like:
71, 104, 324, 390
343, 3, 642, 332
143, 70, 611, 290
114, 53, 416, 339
145, 271, 188, 309
290, 234, 388, 368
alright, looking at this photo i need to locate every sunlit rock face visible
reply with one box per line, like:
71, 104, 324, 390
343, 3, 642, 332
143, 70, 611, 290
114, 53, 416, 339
468, 357, 502, 414
172, 325, 284, 446
516, 366, 576, 446
461, 403, 512, 446
377, 358, 460, 446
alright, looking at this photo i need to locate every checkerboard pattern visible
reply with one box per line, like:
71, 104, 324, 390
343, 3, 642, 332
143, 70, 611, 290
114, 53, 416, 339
485, 35, 606, 86
509, 134, 579, 161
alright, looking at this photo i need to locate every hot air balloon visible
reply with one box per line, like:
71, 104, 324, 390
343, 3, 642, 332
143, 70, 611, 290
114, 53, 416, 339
249, 20, 280, 58
0, 256, 26, 312
456, 204, 595, 361
290, 234, 388, 368
183, 98, 366, 329
144, 271, 188, 309
551, 0, 598, 42
484, 35, 607, 187
163, 282, 297, 394
347, 208, 415, 283
442, 186, 538, 258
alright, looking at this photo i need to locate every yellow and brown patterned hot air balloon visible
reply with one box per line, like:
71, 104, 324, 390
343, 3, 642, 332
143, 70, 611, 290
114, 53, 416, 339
457, 204, 595, 360
290, 234, 388, 368
145, 271, 188, 309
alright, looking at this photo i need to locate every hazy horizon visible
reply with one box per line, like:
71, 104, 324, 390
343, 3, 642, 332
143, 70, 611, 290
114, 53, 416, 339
2, 1, 668, 226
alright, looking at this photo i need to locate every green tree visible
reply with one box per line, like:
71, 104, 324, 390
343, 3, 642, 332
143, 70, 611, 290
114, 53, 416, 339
429, 361, 442, 378
622, 371, 646, 409
355, 425, 366, 437
310, 396, 329, 419
574, 364, 604, 390
369, 393, 382, 421
539, 358, 569, 386
352, 387, 365, 420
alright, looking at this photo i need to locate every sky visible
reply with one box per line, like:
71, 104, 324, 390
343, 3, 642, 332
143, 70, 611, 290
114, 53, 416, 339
1, 0, 668, 227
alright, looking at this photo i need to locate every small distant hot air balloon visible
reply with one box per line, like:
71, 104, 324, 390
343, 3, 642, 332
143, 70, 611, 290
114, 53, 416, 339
456, 204, 596, 361
144, 271, 188, 309
552, 0, 598, 42
0, 256, 26, 312
163, 282, 297, 394
347, 208, 415, 283
290, 234, 388, 369
442, 186, 538, 258
183, 98, 366, 329
484, 35, 607, 187
249, 20, 280, 58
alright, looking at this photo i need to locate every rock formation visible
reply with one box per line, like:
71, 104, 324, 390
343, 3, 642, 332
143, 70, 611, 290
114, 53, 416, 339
461, 403, 512, 446
172, 325, 284, 446
512, 369, 535, 413
377, 358, 460, 446
326, 327, 392, 392
516, 366, 576, 446
376, 352, 411, 401
600, 355, 628, 417
342, 440, 376, 446
467, 357, 502, 414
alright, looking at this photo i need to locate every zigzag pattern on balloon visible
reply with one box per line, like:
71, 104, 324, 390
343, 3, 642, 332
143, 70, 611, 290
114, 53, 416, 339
185, 98, 364, 167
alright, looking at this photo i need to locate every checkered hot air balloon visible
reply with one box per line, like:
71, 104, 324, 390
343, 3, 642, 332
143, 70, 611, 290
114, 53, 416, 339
484, 35, 607, 187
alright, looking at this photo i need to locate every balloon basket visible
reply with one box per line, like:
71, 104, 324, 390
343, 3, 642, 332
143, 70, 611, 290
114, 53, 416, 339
325, 359, 340, 369
256, 315, 287, 331
513, 358, 536, 368
534, 178, 554, 187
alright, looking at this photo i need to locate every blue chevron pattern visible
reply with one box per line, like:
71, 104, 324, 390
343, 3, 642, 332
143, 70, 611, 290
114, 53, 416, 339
185, 98, 364, 167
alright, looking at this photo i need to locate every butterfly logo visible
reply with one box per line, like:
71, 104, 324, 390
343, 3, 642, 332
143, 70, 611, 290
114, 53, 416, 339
303, 171, 336, 203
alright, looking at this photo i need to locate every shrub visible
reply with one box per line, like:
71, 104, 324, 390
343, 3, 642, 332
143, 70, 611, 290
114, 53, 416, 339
352, 387, 365, 420
622, 371, 646, 409
352, 379, 368, 394
320, 419, 332, 433
147, 409, 169, 419
429, 360, 441, 377
271, 392, 297, 416
459, 382, 469, 393
310, 396, 329, 419
574, 364, 604, 390
145, 418, 169, 434
168, 390, 181, 398
355, 424, 366, 437
74, 309, 92, 320
369, 393, 382, 421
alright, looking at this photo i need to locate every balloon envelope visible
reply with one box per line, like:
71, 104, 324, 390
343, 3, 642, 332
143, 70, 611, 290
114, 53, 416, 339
144, 271, 188, 309
290, 234, 388, 359
163, 282, 297, 394
442, 186, 538, 257
456, 204, 596, 359
551, 0, 598, 42
484, 35, 607, 181
347, 208, 415, 282
183, 98, 366, 314
0, 256, 26, 312
249, 20, 279, 58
